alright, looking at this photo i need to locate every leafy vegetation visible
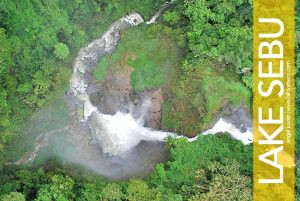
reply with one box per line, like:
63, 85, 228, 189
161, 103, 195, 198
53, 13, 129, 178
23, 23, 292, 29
184, 0, 252, 71
1, 192, 25, 201
162, 59, 251, 135
100, 0, 165, 20
93, 56, 110, 81
188, 160, 251, 201
0, 0, 167, 165
145, 0, 253, 135
4, 95, 70, 162
0, 135, 252, 200
0, 0, 96, 164
0, 0, 298, 200
93, 26, 180, 91
54, 43, 70, 60
157, 0, 253, 86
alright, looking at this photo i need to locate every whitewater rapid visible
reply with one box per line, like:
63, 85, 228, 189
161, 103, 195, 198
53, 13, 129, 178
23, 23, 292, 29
202, 118, 252, 144
69, 11, 253, 156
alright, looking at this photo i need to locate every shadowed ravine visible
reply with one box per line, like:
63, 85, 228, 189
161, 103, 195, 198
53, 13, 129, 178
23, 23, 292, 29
10, 1, 253, 179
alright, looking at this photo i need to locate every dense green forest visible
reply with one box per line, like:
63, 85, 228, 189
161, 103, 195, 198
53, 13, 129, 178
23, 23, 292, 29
0, 0, 299, 200
0, 0, 168, 164
0, 135, 253, 201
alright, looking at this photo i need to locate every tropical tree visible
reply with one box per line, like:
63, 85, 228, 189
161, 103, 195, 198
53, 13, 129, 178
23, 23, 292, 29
54, 43, 70, 60
1, 192, 25, 201
101, 184, 124, 201
189, 160, 252, 201
36, 175, 75, 201
127, 180, 162, 201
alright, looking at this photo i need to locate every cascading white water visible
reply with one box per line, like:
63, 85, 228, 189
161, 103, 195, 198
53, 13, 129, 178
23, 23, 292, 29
89, 112, 171, 155
70, 13, 174, 155
70, 9, 253, 156
146, 0, 175, 24
10, 2, 253, 175
202, 118, 253, 144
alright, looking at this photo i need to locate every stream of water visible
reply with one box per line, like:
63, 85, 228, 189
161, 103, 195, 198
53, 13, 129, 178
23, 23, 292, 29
11, 2, 253, 178
69, 13, 175, 155
69, 9, 252, 156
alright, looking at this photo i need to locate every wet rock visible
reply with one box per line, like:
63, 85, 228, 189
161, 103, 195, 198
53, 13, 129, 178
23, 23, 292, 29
89, 59, 164, 129
90, 83, 164, 129
220, 104, 252, 130
222, 105, 234, 116
144, 88, 163, 128
90, 66, 133, 115
239, 124, 247, 133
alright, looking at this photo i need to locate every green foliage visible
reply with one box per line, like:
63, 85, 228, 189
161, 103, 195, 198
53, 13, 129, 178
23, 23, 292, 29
0, 135, 252, 201
1, 192, 25, 201
157, 0, 252, 134
150, 135, 252, 200
0, 29, 12, 156
161, 101, 181, 132
93, 26, 180, 91
101, 183, 124, 201
0, 0, 98, 164
129, 50, 167, 91
188, 160, 252, 201
242, 74, 253, 89
101, 0, 165, 20
296, 2, 300, 71
0, 1, 272, 201
0, 89, 9, 130
184, 0, 252, 72
296, 73, 300, 155
125, 26, 179, 91
36, 175, 75, 201
4, 95, 70, 162
126, 180, 161, 201
202, 76, 251, 125
159, 0, 253, 88
162, 59, 251, 135
162, 11, 181, 26
0, 167, 49, 200
54, 43, 70, 60
78, 183, 102, 201
93, 56, 110, 81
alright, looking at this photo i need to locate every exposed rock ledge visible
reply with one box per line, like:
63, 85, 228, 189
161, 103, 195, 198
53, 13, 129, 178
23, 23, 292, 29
89, 64, 164, 129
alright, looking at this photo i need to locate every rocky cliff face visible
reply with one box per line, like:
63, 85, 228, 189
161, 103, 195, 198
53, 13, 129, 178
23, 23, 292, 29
89, 65, 164, 129
144, 88, 164, 128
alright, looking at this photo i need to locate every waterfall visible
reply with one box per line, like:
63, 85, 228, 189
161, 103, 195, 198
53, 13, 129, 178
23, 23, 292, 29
202, 118, 253, 144
10, 1, 252, 172
70, 13, 175, 155
89, 112, 171, 155
146, 0, 176, 24
69, 9, 253, 156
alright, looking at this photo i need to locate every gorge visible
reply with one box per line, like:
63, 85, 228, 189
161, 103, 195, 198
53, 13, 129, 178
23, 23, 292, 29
10, 2, 253, 179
